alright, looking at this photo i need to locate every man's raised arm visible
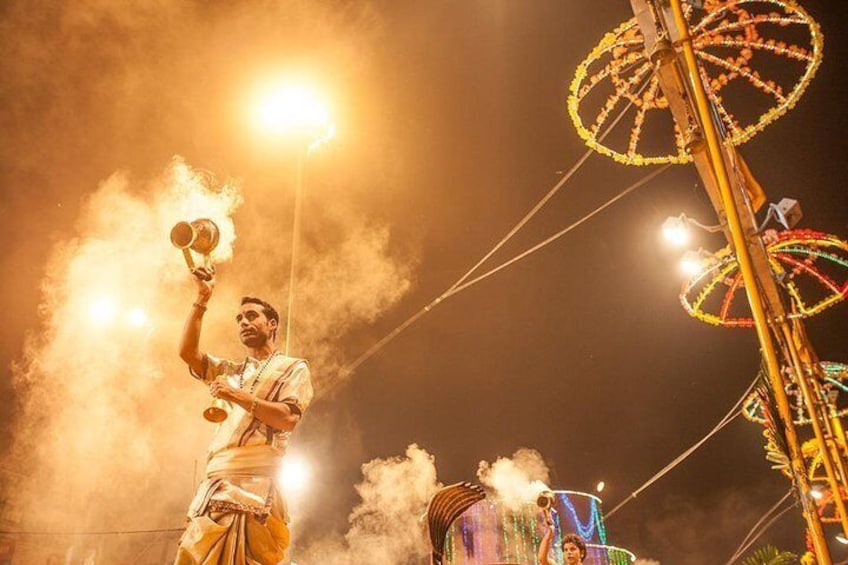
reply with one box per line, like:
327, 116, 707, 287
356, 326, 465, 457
537, 510, 556, 565
179, 266, 215, 376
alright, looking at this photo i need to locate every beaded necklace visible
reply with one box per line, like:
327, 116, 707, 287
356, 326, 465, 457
239, 351, 279, 393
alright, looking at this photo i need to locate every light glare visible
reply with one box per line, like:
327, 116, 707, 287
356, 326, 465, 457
810, 488, 823, 500
89, 298, 117, 325
280, 455, 311, 497
254, 84, 333, 140
680, 251, 704, 276
127, 308, 148, 327
596, 481, 606, 493
662, 216, 690, 247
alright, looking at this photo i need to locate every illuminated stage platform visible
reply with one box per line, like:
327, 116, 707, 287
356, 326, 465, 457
443, 490, 635, 565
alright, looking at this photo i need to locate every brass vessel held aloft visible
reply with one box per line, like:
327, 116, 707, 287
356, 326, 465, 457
170, 218, 220, 276
171, 218, 226, 422
536, 490, 555, 510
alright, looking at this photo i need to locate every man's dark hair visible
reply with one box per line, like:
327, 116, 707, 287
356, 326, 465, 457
240, 296, 279, 325
561, 533, 587, 560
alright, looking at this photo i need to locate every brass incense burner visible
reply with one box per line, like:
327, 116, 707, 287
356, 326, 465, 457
170, 218, 220, 279
170, 218, 226, 422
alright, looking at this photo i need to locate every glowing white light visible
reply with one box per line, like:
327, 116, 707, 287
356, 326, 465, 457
253, 84, 334, 143
680, 250, 704, 276
280, 455, 311, 497
127, 308, 148, 327
89, 298, 117, 325
836, 534, 848, 545
811, 488, 823, 500
662, 215, 690, 247
596, 481, 606, 493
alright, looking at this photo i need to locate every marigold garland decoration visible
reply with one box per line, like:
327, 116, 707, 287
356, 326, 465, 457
568, 0, 823, 166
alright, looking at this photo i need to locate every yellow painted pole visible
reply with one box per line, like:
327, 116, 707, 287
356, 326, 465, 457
667, 1, 832, 561
832, 417, 848, 461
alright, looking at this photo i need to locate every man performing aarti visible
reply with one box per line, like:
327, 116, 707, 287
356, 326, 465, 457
174, 266, 313, 565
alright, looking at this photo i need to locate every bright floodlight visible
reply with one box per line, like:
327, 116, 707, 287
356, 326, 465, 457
596, 481, 606, 493
253, 84, 334, 145
662, 215, 690, 247
810, 488, 823, 500
280, 455, 311, 497
127, 308, 148, 327
836, 534, 848, 545
680, 250, 705, 277
89, 297, 117, 325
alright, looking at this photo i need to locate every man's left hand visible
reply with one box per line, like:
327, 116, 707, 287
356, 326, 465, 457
210, 380, 250, 406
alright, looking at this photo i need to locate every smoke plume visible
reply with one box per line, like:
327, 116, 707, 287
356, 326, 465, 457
477, 447, 551, 510
0, 3, 417, 561
3, 154, 414, 561
5, 159, 242, 553
298, 444, 439, 564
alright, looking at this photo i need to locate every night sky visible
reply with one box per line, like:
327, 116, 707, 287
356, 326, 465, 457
2, 1, 848, 563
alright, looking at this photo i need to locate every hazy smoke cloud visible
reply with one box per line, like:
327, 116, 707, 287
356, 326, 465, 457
0, 1, 417, 560
282, 202, 415, 389
477, 448, 551, 510
0, 0, 388, 181
3, 152, 414, 561
299, 444, 438, 564
6, 159, 242, 549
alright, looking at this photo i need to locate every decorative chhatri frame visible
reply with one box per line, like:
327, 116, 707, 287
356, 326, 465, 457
681, 230, 848, 328
568, 0, 823, 166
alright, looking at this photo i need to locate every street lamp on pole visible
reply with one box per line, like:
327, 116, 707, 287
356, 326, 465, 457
251, 82, 335, 356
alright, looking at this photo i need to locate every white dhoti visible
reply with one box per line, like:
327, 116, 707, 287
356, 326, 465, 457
174, 446, 291, 565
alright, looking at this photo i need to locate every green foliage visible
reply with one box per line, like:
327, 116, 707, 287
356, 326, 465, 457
740, 545, 799, 565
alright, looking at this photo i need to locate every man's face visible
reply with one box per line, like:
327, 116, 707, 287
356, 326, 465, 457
236, 303, 276, 348
563, 542, 583, 565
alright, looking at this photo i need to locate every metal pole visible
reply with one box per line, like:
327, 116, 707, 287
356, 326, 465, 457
285, 150, 305, 357
666, 1, 832, 561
